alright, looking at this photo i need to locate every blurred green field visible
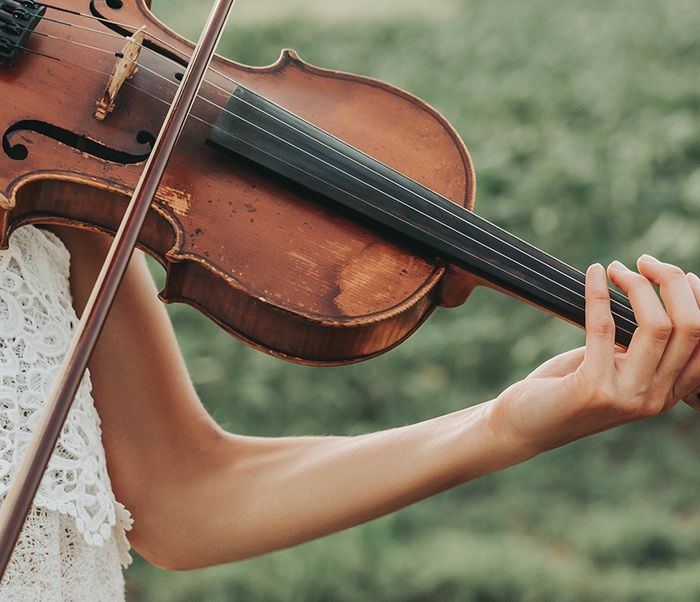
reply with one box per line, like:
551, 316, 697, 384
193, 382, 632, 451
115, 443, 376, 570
126, 0, 700, 600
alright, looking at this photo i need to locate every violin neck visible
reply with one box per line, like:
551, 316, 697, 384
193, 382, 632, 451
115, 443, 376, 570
207, 86, 636, 347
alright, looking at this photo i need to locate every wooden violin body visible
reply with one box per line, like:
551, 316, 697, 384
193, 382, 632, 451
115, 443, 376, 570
0, 0, 478, 364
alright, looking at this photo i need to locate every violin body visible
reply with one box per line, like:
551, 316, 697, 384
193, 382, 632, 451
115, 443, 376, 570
0, 0, 477, 364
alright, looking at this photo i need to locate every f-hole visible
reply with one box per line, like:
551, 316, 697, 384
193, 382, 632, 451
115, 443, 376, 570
2, 120, 154, 163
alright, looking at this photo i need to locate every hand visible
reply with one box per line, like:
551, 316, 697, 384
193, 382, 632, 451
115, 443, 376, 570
489, 256, 700, 456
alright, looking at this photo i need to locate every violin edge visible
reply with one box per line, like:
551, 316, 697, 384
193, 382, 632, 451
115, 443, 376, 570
2, 173, 453, 364
0, 0, 480, 364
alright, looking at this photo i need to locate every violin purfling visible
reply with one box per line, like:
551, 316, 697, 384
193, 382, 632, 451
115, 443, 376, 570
0, 0, 637, 364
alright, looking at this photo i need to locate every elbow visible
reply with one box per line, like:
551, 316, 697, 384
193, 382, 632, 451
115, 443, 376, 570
114, 422, 237, 571
128, 520, 212, 571
134, 550, 195, 572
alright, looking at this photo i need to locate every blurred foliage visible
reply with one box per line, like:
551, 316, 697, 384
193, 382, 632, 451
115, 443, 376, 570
127, 0, 700, 599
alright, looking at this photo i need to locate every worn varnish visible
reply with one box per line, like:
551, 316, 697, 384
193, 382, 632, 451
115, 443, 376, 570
0, 0, 476, 364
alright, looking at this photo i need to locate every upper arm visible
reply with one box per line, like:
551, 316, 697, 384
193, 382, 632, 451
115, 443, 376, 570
52, 226, 229, 564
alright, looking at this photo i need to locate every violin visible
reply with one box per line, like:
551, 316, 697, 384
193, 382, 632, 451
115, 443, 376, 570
0, 0, 638, 365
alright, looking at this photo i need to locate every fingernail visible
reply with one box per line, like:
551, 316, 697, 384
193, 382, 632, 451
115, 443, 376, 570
608, 260, 628, 271
587, 263, 606, 283
639, 254, 660, 264
688, 272, 700, 287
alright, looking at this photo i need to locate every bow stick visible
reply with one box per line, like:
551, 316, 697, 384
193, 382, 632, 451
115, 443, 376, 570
0, 0, 237, 577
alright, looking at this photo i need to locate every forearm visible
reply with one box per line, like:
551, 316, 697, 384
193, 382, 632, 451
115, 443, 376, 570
52, 227, 700, 573
52, 226, 531, 568
152, 401, 530, 569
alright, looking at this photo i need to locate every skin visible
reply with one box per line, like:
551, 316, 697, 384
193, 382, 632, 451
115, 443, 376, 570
51, 227, 700, 571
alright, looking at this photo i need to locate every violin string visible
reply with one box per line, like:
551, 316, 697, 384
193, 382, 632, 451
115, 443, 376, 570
213, 114, 638, 336
8, 24, 170, 101
86, 34, 636, 330
30, 7, 633, 326
103, 55, 636, 330
29, 10, 637, 332
39, 2, 150, 32
38, 2, 194, 59
22, 5, 638, 332
132, 59, 637, 334
8, 20, 224, 123
35, 12, 122, 37
2, 41, 59, 60
152, 69, 638, 332
30, 26, 127, 56
78, 56, 632, 330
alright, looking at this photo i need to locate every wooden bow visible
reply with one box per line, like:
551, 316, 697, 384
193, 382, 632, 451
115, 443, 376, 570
0, 0, 237, 577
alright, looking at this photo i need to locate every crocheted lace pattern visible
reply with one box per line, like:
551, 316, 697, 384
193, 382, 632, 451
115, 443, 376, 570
0, 226, 131, 600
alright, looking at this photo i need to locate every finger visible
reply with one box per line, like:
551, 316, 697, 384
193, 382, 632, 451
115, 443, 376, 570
582, 264, 616, 376
637, 256, 700, 393
607, 260, 671, 380
677, 271, 700, 403
637, 255, 700, 327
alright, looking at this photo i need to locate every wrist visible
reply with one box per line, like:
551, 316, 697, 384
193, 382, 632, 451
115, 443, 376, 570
484, 385, 545, 467
430, 397, 542, 487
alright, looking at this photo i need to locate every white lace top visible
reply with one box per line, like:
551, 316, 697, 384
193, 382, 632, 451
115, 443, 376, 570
0, 226, 132, 601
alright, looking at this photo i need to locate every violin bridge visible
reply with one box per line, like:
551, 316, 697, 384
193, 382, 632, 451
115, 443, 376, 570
95, 27, 146, 121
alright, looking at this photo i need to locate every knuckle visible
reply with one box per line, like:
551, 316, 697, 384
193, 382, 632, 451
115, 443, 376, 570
588, 379, 663, 420
646, 316, 673, 341
633, 384, 671, 418
664, 265, 686, 281
638, 399, 663, 419
658, 401, 675, 415
589, 318, 616, 339
676, 315, 700, 341
587, 287, 610, 303
624, 274, 654, 298
627, 272, 651, 289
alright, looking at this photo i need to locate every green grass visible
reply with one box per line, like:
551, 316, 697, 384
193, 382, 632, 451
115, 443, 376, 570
126, 0, 700, 599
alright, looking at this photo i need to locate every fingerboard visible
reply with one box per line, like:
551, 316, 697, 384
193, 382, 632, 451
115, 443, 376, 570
207, 86, 636, 346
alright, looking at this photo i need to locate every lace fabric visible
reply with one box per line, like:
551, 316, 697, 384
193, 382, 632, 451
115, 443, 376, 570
0, 226, 131, 601
2, 507, 127, 602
